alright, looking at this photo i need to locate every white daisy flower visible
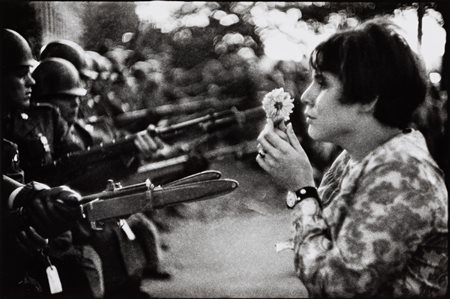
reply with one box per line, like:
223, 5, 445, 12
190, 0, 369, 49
262, 88, 294, 124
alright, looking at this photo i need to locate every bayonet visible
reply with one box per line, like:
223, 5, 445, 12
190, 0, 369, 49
163, 170, 222, 187
81, 171, 239, 222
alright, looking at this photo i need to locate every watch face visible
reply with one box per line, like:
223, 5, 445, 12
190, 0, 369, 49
286, 191, 298, 208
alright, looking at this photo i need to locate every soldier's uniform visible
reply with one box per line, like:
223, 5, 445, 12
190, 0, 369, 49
2, 110, 101, 299
29, 55, 170, 297
2, 139, 27, 293
63, 119, 168, 295
2, 142, 97, 299
2, 28, 101, 299
2, 138, 25, 183
2, 103, 77, 185
58, 118, 140, 194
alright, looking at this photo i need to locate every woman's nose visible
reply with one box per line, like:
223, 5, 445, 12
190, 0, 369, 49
300, 83, 315, 106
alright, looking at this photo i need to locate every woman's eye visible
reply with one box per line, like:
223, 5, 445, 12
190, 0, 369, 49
313, 73, 327, 88
316, 79, 327, 88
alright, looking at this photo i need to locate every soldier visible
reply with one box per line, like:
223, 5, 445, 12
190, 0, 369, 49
1, 28, 95, 299
1, 31, 77, 184
84, 50, 123, 119
2, 173, 86, 298
40, 39, 124, 120
31, 56, 171, 297
30, 57, 166, 191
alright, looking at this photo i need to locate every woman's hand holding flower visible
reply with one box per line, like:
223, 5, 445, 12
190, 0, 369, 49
257, 119, 315, 191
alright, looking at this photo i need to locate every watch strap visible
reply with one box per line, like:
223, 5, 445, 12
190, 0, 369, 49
294, 186, 321, 209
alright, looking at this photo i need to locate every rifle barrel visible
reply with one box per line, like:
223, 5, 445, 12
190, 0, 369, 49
52, 106, 264, 178
154, 109, 233, 138
114, 97, 244, 127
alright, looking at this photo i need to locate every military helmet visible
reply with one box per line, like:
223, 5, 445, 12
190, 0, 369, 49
85, 50, 107, 75
31, 57, 87, 100
85, 50, 113, 82
1, 28, 37, 70
39, 39, 98, 80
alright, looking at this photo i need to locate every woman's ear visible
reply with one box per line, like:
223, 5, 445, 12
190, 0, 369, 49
358, 96, 378, 114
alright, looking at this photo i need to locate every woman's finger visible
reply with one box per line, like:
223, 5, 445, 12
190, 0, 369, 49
274, 127, 288, 142
258, 135, 281, 159
263, 130, 292, 155
286, 123, 303, 151
256, 153, 271, 173
277, 121, 287, 132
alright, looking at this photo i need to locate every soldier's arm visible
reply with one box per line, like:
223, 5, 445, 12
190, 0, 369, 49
3, 175, 82, 238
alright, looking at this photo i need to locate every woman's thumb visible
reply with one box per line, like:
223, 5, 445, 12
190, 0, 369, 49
286, 123, 302, 150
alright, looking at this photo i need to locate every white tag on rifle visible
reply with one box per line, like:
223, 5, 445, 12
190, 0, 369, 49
46, 265, 63, 294
120, 219, 136, 240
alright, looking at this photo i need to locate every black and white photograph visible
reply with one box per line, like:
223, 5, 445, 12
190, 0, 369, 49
1, 1, 448, 298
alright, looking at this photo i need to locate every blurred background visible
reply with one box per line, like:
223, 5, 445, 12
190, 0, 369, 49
1, 1, 448, 187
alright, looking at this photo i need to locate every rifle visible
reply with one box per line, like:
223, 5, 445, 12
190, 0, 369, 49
87, 96, 245, 130
80, 170, 238, 226
136, 140, 259, 176
4, 170, 239, 232
45, 106, 265, 183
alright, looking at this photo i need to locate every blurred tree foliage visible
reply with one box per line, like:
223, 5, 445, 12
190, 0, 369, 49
81, 2, 140, 53
130, 2, 444, 67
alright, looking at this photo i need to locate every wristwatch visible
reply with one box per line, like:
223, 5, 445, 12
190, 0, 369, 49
286, 186, 321, 209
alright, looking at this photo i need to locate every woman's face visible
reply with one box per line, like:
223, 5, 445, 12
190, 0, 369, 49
300, 70, 360, 145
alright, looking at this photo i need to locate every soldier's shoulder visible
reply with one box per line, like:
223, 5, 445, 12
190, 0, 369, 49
30, 102, 59, 112
29, 103, 62, 117
3, 138, 18, 148
2, 138, 20, 157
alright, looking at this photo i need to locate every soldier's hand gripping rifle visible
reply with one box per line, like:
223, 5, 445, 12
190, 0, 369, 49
44, 106, 265, 183
5, 170, 239, 235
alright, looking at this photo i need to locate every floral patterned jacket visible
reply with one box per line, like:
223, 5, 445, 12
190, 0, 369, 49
291, 129, 448, 297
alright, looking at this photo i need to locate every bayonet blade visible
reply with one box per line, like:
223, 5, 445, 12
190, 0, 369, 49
153, 179, 238, 208
83, 179, 238, 221
163, 170, 222, 187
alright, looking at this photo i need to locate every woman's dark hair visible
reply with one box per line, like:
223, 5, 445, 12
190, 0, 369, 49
309, 18, 427, 128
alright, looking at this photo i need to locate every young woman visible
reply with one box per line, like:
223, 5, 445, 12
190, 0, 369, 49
257, 18, 447, 297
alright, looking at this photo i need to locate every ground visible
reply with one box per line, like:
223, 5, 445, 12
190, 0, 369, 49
136, 156, 309, 298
